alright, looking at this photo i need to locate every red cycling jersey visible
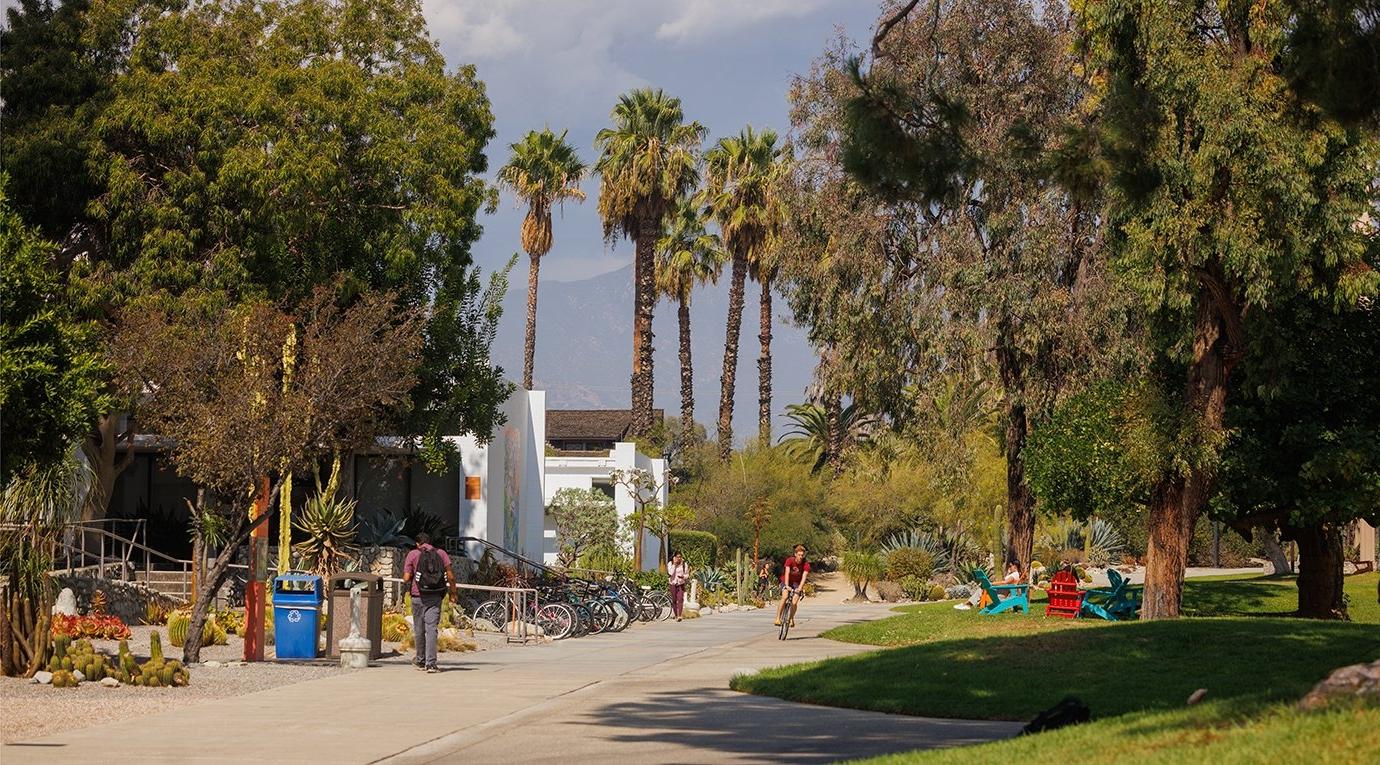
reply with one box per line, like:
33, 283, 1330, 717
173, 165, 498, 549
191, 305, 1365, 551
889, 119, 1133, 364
781, 556, 811, 588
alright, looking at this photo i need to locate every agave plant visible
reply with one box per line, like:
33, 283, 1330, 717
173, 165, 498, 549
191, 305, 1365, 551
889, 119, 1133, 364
357, 509, 411, 548
292, 494, 359, 577
880, 529, 953, 574
697, 566, 726, 593
1085, 519, 1126, 567
401, 506, 454, 544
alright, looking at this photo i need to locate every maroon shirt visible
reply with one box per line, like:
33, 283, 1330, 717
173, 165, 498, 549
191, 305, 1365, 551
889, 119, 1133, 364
403, 544, 452, 596
781, 556, 811, 588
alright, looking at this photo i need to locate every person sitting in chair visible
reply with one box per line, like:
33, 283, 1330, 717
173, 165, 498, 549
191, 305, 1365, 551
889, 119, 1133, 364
954, 560, 1021, 610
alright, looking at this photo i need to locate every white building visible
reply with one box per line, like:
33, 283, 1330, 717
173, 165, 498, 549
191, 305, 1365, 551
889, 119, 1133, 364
110, 390, 667, 571
434, 392, 667, 570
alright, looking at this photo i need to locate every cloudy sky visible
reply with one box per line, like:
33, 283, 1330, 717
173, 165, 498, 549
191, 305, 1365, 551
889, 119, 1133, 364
425, 0, 881, 281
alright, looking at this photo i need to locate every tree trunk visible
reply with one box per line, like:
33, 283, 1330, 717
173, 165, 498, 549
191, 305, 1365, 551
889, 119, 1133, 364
1293, 523, 1347, 620
81, 412, 135, 521
995, 340, 1034, 574
1260, 529, 1291, 575
678, 297, 694, 444
184, 493, 277, 663
183, 536, 241, 664
523, 250, 541, 390
630, 216, 658, 436
825, 391, 844, 477
1002, 399, 1035, 574
1143, 290, 1237, 619
717, 251, 748, 461
757, 276, 774, 444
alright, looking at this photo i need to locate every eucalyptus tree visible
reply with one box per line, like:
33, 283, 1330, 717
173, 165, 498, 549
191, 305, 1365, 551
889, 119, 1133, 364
498, 128, 587, 390
595, 88, 705, 436
778, 2, 1129, 574
656, 198, 726, 444
1079, 0, 1379, 618
701, 127, 788, 457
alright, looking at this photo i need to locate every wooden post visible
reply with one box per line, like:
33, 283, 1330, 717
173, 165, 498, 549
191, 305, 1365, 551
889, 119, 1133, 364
243, 476, 269, 662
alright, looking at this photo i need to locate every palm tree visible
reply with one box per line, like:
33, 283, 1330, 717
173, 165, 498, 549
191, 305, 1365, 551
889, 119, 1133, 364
779, 401, 874, 473
594, 89, 704, 435
700, 126, 787, 459
656, 198, 726, 445
497, 128, 586, 390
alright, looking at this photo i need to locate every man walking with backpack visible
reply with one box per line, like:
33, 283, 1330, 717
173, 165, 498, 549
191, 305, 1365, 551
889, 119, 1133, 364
402, 533, 457, 673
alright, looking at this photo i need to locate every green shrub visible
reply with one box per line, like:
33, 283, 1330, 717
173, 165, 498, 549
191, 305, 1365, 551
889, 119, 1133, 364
1189, 517, 1262, 567
899, 575, 927, 600
928, 584, 947, 601
669, 530, 719, 568
875, 581, 904, 602
886, 548, 935, 582
634, 569, 669, 590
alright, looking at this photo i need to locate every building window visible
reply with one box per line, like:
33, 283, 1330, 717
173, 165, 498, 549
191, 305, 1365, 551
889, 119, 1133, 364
592, 481, 615, 500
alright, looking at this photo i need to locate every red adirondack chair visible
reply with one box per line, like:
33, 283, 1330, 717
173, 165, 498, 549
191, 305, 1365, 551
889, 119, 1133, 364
1044, 570, 1085, 619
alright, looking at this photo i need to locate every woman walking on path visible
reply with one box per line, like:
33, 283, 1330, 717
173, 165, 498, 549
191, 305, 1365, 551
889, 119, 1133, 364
668, 552, 691, 621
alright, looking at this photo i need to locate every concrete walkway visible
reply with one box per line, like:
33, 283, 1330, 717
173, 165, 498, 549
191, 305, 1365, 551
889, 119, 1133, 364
3, 604, 1020, 764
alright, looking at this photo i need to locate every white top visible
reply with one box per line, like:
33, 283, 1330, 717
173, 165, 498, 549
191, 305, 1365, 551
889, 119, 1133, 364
668, 561, 690, 586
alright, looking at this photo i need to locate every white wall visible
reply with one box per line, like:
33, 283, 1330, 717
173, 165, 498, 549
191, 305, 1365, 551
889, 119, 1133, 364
542, 443, 664, 570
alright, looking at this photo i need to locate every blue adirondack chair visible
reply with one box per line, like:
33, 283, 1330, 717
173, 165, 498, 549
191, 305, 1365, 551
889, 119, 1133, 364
973, 570, 1030, 615
1082, 569, 1142, 620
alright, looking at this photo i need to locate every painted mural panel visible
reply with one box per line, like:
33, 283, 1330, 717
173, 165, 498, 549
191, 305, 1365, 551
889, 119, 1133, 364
502, 426, 522, 552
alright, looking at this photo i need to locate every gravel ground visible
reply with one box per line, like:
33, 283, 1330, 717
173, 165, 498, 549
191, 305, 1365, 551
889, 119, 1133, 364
1, 624, 500, 744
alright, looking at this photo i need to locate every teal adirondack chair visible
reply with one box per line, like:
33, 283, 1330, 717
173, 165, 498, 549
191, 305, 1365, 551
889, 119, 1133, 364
973, 570, 1030, 615
1082, 569, 1142, 620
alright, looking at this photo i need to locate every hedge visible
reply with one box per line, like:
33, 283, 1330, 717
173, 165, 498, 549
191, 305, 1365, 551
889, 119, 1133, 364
670, 530, 719, 568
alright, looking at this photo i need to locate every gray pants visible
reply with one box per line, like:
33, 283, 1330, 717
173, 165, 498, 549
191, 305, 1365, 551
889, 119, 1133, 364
412, 592, 443, 668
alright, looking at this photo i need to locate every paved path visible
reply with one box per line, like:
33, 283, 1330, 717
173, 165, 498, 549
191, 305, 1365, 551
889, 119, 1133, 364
4, 604, 1019, 764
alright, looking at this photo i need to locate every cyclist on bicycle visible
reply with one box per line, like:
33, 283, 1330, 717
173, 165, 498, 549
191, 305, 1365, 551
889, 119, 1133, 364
774, 544, 810, 627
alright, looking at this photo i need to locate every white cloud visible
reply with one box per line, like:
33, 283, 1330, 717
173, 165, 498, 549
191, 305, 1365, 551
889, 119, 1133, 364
421, 0, 527, 58
655, 0, 829, 44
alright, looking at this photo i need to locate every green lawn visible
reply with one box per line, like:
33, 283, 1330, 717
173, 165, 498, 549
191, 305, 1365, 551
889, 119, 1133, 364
852, 703, 1380, 765
730, 573, 1380, 764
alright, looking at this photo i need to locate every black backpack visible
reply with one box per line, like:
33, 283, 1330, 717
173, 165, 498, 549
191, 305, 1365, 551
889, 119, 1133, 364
1020, 696, 1090, 735
416, 547, 448, 593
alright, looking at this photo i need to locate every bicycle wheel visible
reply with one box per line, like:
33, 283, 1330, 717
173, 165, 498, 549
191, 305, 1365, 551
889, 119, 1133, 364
473, 599, 508, 631
587, 599, 613, 634
536, 603, 575, 640
648, 591, 673, 621
608, 598, 633, 632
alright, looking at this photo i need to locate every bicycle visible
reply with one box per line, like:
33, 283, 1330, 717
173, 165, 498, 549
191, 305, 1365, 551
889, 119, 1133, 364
777, 586, 803, 640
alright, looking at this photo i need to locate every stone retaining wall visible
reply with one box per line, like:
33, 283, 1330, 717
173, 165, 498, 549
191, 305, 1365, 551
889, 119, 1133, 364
52, 574, 179, 625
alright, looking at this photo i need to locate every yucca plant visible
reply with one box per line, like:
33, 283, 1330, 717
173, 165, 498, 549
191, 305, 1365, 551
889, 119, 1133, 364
292, 494, 359, 577
841, 550, 886, 601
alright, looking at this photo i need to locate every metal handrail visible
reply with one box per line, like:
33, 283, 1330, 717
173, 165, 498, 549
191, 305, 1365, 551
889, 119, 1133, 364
382, 577, 540, 645
49, 522, 196, 603
444, 535, 559, 577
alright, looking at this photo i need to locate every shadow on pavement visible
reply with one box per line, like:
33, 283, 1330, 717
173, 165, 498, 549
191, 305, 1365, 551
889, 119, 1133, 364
570, 685, 1019, 763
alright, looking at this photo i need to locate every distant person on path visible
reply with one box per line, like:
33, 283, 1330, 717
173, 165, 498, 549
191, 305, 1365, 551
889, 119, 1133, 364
955, 560, 1022, 611
403, 533, 457, 673
775, 545, 811, 627
667, 551, 691, 621
756, 561, 772, 596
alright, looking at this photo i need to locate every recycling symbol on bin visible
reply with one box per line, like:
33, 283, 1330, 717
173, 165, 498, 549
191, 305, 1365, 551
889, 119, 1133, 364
287, 609, 302, 623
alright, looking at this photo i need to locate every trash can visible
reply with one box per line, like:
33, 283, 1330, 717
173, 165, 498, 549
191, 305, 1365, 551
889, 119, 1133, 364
326, 572, 383, 659
272, 574, 323, 660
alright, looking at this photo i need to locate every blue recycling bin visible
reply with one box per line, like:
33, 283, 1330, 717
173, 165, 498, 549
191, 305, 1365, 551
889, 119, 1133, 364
273, 574, 323, 660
